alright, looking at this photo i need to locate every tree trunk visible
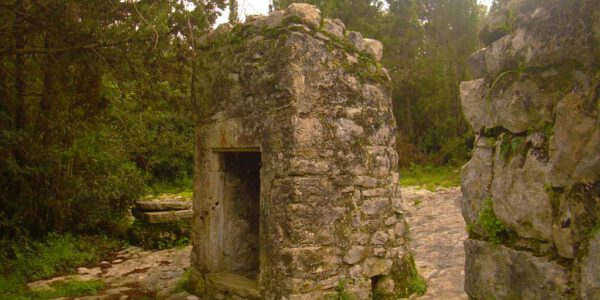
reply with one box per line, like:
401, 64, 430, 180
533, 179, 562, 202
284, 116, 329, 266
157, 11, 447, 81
14, 0, 25, 132
38, 33, 55, 146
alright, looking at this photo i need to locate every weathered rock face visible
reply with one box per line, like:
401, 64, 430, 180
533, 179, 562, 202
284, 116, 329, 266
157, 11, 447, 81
461, 0, 600, 299
190, 4, 416, 300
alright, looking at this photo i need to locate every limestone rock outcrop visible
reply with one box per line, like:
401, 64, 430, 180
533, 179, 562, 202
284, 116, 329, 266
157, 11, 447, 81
190, 4, 415, 300
460, 0, 600, 299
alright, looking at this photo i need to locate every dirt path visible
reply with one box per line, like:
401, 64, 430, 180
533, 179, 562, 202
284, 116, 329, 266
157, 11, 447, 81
402, 187, 468, 300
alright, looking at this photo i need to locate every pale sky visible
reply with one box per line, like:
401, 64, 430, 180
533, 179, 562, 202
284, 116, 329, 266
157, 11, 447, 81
216, 0, 494, 25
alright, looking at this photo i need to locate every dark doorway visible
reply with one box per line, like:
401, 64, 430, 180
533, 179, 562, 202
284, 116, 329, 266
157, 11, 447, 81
220, 151, 261, 279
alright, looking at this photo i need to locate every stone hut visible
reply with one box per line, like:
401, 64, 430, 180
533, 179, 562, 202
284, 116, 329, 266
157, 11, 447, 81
189, 4, 418, 300
461, 0, 600, 299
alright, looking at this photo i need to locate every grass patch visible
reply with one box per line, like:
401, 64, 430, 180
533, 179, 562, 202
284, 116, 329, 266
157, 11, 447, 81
32, 279, 105, 299
144, 177, 193, 200
0, 234, 120, 298
399, 164, 462, 191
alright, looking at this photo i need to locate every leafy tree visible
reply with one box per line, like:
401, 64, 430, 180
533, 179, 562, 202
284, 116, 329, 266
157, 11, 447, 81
0, 0, 227, 238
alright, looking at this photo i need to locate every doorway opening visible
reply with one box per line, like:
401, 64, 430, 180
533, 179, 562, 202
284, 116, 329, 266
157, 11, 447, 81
220, 151, 261, 279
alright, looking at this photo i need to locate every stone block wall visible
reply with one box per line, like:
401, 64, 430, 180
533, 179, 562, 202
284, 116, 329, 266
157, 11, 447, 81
190, 4, 420, 299
460, 0, 600, 298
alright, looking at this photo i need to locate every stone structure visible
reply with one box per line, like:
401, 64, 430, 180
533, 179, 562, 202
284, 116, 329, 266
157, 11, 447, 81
130, 197, 192, 249
460, 0, 600, 298
189, 4, 419, 300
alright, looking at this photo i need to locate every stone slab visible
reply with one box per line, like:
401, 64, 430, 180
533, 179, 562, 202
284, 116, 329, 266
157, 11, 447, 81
206, 272, 261, 300
136, 200, 192, 211
141, 210, 193, 224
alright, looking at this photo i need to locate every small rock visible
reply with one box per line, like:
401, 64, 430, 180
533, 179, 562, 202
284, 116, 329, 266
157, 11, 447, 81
348, 31, 365, 51
112, 259, 124, 264
99, 261, 111, 269
362, 258, 393, 277
322, 18, 345, 39
363, 38, 383, 61
371, 231, 389, 245
373, 247, 386, 257
284, 3, 321, 29
343, 246, 369, 264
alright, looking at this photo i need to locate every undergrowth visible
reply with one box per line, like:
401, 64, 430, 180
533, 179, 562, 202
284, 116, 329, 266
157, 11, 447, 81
0, 234, 120, 298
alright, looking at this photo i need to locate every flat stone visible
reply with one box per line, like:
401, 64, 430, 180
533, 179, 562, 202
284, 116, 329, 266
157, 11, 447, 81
141, 209, 193, 224
136, 200, 192, 211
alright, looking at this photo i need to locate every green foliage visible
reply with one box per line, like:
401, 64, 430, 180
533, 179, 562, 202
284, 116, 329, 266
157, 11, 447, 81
0, 0, 229, 240
498, 134, 526, 160
400, 164, 462, 191
332, 280, 358, 300
0, 234, 119, 298
32, 280, 106, 299
476, 198, 507, 244
387, 254, 427, 298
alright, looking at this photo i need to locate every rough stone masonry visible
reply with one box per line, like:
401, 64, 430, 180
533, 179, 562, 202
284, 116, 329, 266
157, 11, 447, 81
189, 4, 420, 300
461, 0, 600, 299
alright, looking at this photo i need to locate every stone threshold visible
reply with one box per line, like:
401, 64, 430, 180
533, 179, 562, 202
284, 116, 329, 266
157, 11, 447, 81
206, 272, 261, 300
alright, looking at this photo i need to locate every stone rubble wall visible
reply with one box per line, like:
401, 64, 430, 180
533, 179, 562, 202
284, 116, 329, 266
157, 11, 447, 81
460, 0, 600, 299
191, 4, 419, 299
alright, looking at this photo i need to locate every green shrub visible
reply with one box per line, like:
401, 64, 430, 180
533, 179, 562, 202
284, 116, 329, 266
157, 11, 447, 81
0, 124, 145, 237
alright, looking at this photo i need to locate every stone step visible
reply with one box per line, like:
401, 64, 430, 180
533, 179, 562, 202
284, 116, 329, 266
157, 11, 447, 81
136, 200, 192, 211
140, 210, 193, 224
206, 272, 260, 300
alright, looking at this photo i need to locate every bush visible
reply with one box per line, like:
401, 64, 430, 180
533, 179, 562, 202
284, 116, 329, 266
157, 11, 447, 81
0, 124, 145, 237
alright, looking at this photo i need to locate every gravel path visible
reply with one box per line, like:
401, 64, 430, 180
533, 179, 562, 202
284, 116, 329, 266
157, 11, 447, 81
403, 187, 468, 300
